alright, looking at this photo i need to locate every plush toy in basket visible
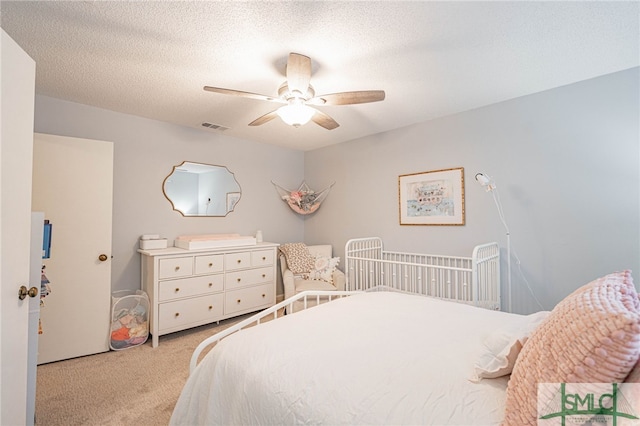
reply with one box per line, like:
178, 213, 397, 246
110, 290, 149, 350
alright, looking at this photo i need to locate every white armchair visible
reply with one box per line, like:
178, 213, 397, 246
280, 244, 345, 313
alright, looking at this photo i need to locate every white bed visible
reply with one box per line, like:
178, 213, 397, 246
170, 268, 640, 425
170, 291, 529, 425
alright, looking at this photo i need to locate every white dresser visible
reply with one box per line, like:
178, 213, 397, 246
138, 242, 279, 347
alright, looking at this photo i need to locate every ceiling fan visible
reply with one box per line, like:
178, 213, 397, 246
204, 52, 385, 130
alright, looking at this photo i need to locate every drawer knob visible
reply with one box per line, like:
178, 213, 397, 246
208, 262, 213, 267
208, 305, 213, 310
175, 287, 180, 292
237, 259, 242, 264
175, 266, 180, 271
237, 299, 241, 304
175, 312, 180, 317
262, 256, 266, 261
208, 282, 213, 287
262, 274, 266, 278
237, 278, 241, 282
262, 293, 266, 298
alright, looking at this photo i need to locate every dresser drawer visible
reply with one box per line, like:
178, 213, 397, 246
158, 274, 224, 302
251, 250, 274, 267
224, 283, 274, 316
159, 257, 193, 279
225, 266, 273, 290
195, 254, 224, 275
158, 293, 224, 332
225, 252, 251, 271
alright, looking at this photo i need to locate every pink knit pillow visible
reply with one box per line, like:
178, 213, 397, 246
626, 359, 640, 383
503, 270, 640, 425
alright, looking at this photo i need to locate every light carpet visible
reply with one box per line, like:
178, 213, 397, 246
35, 313, 260, 425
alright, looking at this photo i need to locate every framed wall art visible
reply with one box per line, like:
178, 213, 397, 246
398, 167, 465, 225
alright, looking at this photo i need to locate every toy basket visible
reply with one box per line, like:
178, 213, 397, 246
110, 290, 149, 350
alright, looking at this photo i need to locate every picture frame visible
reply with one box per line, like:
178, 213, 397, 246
226, 192, 241, 211
398, 167, 465, 226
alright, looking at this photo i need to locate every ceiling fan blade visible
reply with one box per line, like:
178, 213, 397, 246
286, 53, 311, 95
309, 90, 386, 106
248, 110, 279, 127
311, 109, 340, 130
204, 86, 283, 103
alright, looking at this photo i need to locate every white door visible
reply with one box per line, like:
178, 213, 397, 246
32, 133, 114, 364
0, 30, 36, 425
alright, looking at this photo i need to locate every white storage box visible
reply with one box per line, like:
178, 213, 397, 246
139, 238, 168, 250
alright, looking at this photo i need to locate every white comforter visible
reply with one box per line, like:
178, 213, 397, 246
171, 292, 519, 425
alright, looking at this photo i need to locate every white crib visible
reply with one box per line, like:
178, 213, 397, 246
345, 237, 501, 310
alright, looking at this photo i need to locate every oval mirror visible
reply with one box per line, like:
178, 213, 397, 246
163, 161, 241, 217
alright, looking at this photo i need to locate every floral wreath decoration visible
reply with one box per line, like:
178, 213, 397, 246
272, 181, 334, 215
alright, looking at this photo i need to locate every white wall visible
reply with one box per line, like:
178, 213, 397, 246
33, 95, 306, 295
32, 68, 639, 311
304, 68, 640, 314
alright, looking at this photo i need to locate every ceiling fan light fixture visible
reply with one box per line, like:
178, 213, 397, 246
204, 53, 383, 130
276, 102, 315, 127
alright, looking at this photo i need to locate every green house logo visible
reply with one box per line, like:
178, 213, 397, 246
539, 383, 640, 425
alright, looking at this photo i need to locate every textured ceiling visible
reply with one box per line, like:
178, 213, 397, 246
1, 1, 638, 151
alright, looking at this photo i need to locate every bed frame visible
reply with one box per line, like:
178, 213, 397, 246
345, 237, 500, 310
189, 290, 356, 373
188, 237, 501, 374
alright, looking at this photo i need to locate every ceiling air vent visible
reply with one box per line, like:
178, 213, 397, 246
201, 122, 229, 132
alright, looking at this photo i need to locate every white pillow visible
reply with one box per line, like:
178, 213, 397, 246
306, 256, 340, 285
471, 310, 550, 381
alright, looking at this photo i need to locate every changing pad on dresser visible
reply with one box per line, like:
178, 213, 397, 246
174, 233, 256, 250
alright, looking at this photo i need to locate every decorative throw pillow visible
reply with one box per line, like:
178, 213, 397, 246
306, 256, 340, 285
471, 311, 550, 381
279, 243, 315, 275
625, 359, 640, 383
503, 270, 640, 426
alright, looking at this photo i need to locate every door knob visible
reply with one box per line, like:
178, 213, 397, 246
98, 254, 109, 262
18, 285, 38, 300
